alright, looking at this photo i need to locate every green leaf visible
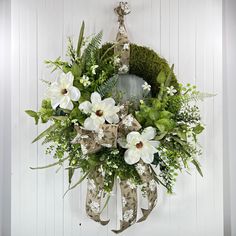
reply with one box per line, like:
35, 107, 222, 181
193, 124, 204, 134
156, 71, 166, 84
71, 63, 82, 77
30, 156, 69, 170
164, 64, 174, 87
64, 171, 90, 197
155, 118, 175, 133
192, 159, 203, 177
77, 21, 85, 57
32, 124, 57, 143
25, 110, 39, 125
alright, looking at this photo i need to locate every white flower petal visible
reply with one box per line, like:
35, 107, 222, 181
103, 97, 116, 107
65, 72, 74, 86
105, 114, 119, 124
84, 117, 101, 131
60, 96, 73, 110
141, 127, 156, 140
91, 92, 101, 104
79, 101, 92, 114
51, 96, 62, 109
68, 86, 81, 101
141, 151, 154, 164
149, 140, 160, 148
126, 131, 141, 144
124, 148, 140, 165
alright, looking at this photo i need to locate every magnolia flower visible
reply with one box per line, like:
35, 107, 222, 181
79, 92, 120, 131
142, 82, 151, 91
48, 72, 81, 110
167, 86, 177, 96
91, 65, 98, 75
118, 127, 159, 165
80, 75, 91, 87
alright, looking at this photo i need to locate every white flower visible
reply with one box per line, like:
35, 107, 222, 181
114, 57, 121, 65
119, 127, 160, 165
123, 209, 133, 222
136, 163, 145, 175
88, 179, 96, 191
90, 201, 100, 214
47, 72, 81, 110
122, 115, 133, 127
122, 197, 127, 207
123, 43, 129, 50
79, 92, 120, 131
149, 179, 156, 192
142, 82, 151, 91
91, 65, 98, 75
167, 86, 177, 96
119, 64, 129, 73
80, 75, 91, 87
127, 180, 136, 189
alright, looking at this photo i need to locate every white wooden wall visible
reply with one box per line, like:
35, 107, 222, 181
11, 0, 223, 236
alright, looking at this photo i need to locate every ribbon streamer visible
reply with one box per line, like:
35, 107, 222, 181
86, 169, 110, 225
112, 180, 138, 234
114, 2, 131, 74
136, 162, 158, 223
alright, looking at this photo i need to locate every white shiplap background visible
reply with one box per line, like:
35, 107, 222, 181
11, 0, 223, 236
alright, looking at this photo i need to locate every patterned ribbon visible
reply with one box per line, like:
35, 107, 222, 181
74, 3, 158, 232
112, 180, 138, 233
135, 161, 157, 223
72, 114, 141, 154
114, 2, 131, 74
86, 169, 110, 225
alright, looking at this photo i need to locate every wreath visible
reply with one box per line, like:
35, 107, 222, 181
26, 2, 206, 234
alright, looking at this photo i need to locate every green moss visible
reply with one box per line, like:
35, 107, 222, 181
100, 43, 179, 97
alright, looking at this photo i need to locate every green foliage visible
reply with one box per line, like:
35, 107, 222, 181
97, 75, 118, 97
26, 26, 206, 196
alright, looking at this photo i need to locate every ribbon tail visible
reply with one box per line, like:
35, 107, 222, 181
86, 170, 110, 226
111, 180, 137, 233
135, 161, 158, 223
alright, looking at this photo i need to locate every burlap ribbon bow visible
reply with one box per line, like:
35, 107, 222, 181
72, 113, 158, 233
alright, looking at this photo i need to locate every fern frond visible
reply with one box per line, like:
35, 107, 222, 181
183, 92, 216, 103
97, 75, 118, 97
82, 31, 103, 68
